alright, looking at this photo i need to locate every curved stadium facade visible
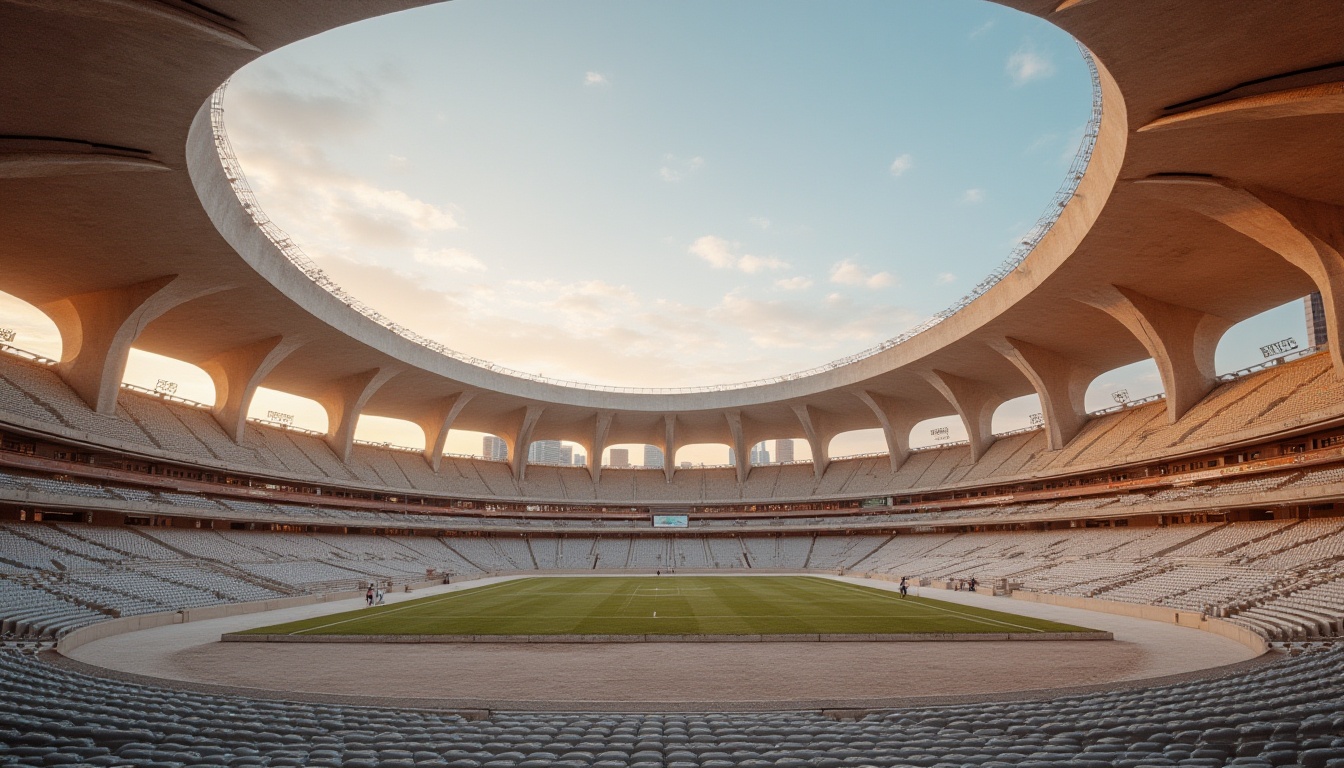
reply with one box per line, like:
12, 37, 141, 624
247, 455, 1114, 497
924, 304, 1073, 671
3, 0, 1344, 765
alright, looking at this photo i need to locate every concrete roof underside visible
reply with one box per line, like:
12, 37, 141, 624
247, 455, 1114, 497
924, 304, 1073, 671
2, 0, 1344, 479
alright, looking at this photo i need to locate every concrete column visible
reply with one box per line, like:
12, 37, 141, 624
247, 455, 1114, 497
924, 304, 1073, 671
854, 390, 918, 472
416, 392, 474, 472
1136, 175, 1344, 378
199, 336, 304, 442
1081, 284, 1232, 422
990, 337, 1095, 450
505, 405, 545, 481
585, 411, 614, 483
724, 410, 750, 484
921, 370, 1003, 462
791, 404, 831, 480
39, 275, 228, 415
316, 368, 401, 462
661, 414, 678, 483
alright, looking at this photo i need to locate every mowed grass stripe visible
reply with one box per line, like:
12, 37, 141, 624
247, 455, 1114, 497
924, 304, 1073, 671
241, 576, 1095, 637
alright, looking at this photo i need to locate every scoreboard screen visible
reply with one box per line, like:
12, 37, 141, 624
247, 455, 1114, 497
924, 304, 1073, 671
652, 514, 689, 528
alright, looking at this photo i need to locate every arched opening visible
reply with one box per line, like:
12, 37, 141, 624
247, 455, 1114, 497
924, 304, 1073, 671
247, 388, 329, 433
909, 415, 966, 450
526, 439, 585, 467
991, 393, 1044, 435
827, 429, 883, 460
353, 415, 426, 452
0, 289, 61, 360
673, 443, 732, 468
443, 429, 505, 461
1215, 297, 1312, 376
603, 443, 645, 468
123, 349, 216, 406
1084, 359, 1162, 414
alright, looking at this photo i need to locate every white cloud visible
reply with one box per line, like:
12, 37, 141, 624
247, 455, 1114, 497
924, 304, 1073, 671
829, 259, 895, 289
775, 276, 813, 291
659, 154, 705, 182
413, 247, 486, 273
961, 188, 985, 204
1007, 46, 1055, 86
970, 20, 995, 39
889, 153, 913, 177
690, 235, 789, 273
689, 235, 736, 269
738, 254, 789, 273
584, 71, 608, 86
711, 289, 918, 350
749, 216, 772, 230
936, 272, 957, 285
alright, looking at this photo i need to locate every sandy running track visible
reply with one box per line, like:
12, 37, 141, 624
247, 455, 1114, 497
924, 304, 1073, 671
65, 575, 1261, 711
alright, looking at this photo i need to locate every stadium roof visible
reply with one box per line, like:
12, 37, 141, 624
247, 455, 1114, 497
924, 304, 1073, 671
2, 0, 1342, 482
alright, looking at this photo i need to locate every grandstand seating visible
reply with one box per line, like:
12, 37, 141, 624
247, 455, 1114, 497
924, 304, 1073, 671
4, 352, 1344, 512
2, 643, 1342, 766
6, 516, 1344, 641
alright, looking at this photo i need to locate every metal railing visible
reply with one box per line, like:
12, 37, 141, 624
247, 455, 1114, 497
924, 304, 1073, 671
208, 42, 1104, 394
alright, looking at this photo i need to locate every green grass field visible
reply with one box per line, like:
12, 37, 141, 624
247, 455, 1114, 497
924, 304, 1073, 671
239, 576, 1096, 637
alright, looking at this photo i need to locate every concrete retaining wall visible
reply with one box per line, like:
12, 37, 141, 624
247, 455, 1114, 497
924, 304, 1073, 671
1009, 590, 1269, 654
55, 579, 448, 654
224, 630, 1114, 644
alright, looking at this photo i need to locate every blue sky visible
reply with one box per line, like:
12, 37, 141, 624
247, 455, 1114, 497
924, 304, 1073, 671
0, 0, 1310, 464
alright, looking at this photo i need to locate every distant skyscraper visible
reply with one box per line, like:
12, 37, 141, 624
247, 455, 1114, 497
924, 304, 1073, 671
643, 445, 664, 469
1306, 292, 1328, 347
524, 441, 567, 465
573, 452, 585, 466
775, 439, 794, 463
749, 442, 770, 465
680, 461, 692, 469
609, 448, 630, 467
559, 444, 573, 466
483, 435, 508, 461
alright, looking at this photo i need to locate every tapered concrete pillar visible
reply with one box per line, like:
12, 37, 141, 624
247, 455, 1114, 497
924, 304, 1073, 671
792, 404, 831, 480
504, 405, 545, 481
316, 368, 401, 462
200, 336, 305, 442
416, 392, 474, 471
921, 370, 1003, 462
661, 414, 678, 483
990, 338, 1095, 450
1136, 175, 1344, 378
585, 411, 614, 483
1081, 284, 1232, 422
854, 391, 919, 472
39, 275, 227, 415
724, 410, 750, 484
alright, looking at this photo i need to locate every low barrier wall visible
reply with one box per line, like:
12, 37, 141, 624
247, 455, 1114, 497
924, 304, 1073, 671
1009, 590, 1270, 654
56, 578, 449, 654
224, 630, 1114, 644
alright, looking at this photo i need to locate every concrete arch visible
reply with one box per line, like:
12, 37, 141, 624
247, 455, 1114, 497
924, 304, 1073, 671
825, 429, 884, 461
1082, 359, 1163, 415
909, 415, 968, 451
1213, 298, 1312, 376
990, 394, 1046, 435
123, 348, 217, 406
352, 414, 427, 452
0, 290, 62, 360
673, 443, 733, 469
245, 387, 329, 434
